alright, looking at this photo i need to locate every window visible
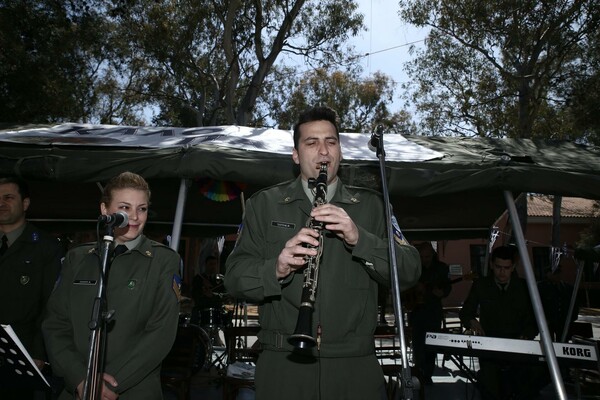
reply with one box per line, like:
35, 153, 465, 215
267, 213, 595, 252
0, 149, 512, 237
532, 246, 551, 280
470, 244, 487, 277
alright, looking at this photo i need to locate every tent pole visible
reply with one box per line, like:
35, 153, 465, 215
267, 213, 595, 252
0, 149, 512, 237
562, 259, 584, 342
170, 178, 190, 258
503, 191, 566, 400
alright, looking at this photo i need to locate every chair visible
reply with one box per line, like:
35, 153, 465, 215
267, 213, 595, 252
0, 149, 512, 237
161, 324, 203, 400
441, 307, 465, 371
221, 325, 261, 400
442, 306, 463, 334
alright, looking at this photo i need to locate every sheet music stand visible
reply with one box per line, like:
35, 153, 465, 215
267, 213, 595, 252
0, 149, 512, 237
0, 324, 50, 389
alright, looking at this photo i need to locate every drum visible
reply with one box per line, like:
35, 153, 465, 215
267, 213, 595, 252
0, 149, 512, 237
162, 323, 213, 375
199, 307, 224, 328
178, 312, 192, 326
192, 325, 213, 373
198, 306, 233, 329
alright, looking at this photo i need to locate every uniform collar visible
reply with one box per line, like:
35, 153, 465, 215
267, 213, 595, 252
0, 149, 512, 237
279, 176, 361, 206
118, 234, 142, 251
91, 234, 155, 258
0, 222, 27, 246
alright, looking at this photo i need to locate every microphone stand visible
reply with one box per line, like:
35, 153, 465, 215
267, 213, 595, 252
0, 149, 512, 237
82, 224, 117, 400
370, 125, 418, 399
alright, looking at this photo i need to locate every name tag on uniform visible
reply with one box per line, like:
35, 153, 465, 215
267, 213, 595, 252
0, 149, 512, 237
73, 280, 97, 285
271, 221, 295, 229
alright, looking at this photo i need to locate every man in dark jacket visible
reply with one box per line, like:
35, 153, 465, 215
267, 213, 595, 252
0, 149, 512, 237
0, 177, 63, 398
225, 106, 421, 400
460, 245, 537, 400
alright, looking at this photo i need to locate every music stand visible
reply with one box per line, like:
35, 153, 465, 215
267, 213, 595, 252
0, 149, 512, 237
0, 324, 49, 389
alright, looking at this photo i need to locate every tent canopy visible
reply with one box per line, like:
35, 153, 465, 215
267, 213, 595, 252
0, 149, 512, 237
1, 124, 599, 240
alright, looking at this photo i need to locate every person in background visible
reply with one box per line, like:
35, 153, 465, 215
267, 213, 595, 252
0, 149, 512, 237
225, 106, 421, 400
409, 241, 451, 387
459, 245, 537, 400
192, 255, 225, 311
538, 265, 580, 342
42, 172, 181, 400
0, 176, 63, 399
191, 255, 228, 345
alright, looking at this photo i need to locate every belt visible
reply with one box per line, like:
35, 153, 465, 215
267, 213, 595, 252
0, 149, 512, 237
259, 329, 376, 357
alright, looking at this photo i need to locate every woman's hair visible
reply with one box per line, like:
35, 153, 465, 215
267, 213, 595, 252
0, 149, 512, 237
101, 172, 151, 205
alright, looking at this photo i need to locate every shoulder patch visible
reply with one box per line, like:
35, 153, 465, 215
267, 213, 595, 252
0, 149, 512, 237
391, 215, 409, 245
172, 274, 184, 303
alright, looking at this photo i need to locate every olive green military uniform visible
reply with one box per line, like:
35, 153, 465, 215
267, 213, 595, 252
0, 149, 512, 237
225, 177, 421, 400
42, 235, 181, 400
0, 223, 62, 392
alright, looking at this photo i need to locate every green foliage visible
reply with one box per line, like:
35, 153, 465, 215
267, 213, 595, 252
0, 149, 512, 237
0, 0, 150, 125
0, 0, 367, 127
0, 1, 87, 123
111, 0, 366, 126
399, 0, 600, 139
576, 217, 600, 250
267, 67, 414, 133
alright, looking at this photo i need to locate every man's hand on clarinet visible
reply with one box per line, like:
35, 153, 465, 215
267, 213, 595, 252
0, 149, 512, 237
276, 227, 319, 279
311, 203, 359, 246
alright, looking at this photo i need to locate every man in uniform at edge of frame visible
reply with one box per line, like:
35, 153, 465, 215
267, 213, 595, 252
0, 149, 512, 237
0, 176, 64, 399
224, 106, 422, 400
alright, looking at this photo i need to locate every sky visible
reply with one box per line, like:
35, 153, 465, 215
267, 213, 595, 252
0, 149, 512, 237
351, 0, 429, 111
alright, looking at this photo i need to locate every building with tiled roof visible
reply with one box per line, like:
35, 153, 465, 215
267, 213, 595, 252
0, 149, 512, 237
434, 196, 600, 308
527, 195, 600, 220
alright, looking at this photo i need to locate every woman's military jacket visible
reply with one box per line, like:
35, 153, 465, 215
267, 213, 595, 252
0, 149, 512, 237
42, 235, 181, 399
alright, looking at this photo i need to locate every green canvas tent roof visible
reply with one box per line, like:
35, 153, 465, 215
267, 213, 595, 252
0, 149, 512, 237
1, 124, 599, 240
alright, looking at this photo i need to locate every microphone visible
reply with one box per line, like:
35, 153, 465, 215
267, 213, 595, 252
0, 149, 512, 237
98, 211, 129, 228
369, 125, 384, 153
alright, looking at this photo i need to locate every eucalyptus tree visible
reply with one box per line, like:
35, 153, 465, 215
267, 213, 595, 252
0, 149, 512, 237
559, 27, 600, 144
115, 0, 365, 127
398, 0, 600, 139
0, 1, 98, 124
268, 67, 414, 134
0, 0, 150, 125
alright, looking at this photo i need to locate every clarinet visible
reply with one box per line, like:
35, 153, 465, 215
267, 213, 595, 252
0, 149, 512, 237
288, 163, 328, 350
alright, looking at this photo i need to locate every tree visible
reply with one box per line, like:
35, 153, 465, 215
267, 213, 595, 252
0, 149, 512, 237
1, 0, 367, 127
559, 27, 600, 144
268, 67, 415, 133
398, 0, 600, 139
112, 0, 366, 126
0, 1, 89, 124
0, 0, 151, 125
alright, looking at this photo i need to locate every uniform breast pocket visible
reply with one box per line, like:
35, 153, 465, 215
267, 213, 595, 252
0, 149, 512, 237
107, 277, 146, 317
265, 226, 296, 257
110, 277, 145, 298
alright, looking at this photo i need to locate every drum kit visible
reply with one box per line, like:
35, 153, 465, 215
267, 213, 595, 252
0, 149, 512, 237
178, 274, 234, 373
